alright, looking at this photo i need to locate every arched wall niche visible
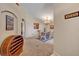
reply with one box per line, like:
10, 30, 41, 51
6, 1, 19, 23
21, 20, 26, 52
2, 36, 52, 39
1, 10, 18, 19
1, 10, 19, 35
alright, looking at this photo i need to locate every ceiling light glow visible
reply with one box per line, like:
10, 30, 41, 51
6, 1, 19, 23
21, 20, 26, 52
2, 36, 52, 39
42, 15, 53, 21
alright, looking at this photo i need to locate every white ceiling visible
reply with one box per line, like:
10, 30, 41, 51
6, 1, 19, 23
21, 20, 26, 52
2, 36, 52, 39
21, 3, 54, 20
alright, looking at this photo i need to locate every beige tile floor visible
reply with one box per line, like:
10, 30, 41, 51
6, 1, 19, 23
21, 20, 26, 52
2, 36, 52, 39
21, 38, 53, 56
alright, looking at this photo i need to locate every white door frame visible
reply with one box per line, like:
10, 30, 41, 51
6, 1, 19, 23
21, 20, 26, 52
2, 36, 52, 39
21, 19, 26, 37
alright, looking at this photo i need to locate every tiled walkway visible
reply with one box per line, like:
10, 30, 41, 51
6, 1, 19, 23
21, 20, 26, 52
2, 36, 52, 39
21, 38, 53, 56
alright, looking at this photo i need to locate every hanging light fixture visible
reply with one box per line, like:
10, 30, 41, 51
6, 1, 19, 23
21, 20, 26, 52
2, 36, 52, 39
43, 16, 51, 25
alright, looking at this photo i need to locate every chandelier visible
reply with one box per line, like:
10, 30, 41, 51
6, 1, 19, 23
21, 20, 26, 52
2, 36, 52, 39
44, 16, 51, 25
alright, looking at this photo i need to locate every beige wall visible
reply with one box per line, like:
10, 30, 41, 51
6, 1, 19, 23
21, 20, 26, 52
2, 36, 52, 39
0, 4, 20, 45
54, 3, 79, 56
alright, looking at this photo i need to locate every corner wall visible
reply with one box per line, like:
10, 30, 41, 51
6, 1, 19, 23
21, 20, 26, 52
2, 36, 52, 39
54, 3, 79, 56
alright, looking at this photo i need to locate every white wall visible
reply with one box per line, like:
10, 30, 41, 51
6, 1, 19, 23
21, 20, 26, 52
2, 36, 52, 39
25, 17, 45, 38
54, 3, 79, 56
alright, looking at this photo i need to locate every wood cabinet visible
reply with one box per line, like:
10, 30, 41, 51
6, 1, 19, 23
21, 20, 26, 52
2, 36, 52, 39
0, 35, 24, 56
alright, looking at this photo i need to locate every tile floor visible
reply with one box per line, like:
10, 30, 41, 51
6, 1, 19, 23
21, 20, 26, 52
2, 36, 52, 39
21, 38, 53, 56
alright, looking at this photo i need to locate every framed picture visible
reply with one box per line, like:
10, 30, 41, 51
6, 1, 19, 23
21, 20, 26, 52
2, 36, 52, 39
6, 15, 14, 30
50, 25, 54, 29
33, 23, 39, 29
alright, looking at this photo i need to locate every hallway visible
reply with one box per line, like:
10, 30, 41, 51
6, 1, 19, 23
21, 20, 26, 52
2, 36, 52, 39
1, 3, 79, 56
0, 3, 54, 56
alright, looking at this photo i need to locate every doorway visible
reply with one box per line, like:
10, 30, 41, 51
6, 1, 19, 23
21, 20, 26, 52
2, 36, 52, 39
21, 19, 25, 37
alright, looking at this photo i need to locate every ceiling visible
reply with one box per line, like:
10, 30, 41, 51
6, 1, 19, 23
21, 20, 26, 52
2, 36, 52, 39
21, 3, 54, 21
